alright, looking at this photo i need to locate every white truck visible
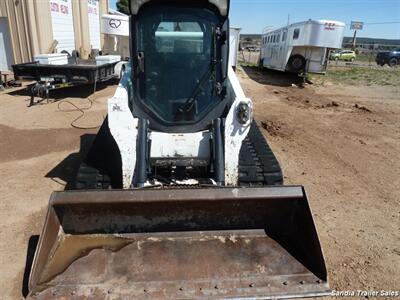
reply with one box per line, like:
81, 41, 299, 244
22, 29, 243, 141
260, 19, 345, 74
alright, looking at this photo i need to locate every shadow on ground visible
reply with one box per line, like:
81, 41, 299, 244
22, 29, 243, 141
241, 66, 304, 87
22, 235, 39, 297
45, 134, 96, 190
22, 134, 96, 297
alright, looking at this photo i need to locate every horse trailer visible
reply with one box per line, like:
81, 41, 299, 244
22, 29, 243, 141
259, 20, 345, 74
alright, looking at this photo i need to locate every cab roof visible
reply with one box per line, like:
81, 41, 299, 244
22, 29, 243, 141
129, 0, 229, 16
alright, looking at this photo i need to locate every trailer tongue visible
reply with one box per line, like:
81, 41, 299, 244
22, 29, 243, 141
29, 187, 329, 299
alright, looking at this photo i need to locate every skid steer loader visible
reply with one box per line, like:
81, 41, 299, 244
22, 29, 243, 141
28, 0, 330, 299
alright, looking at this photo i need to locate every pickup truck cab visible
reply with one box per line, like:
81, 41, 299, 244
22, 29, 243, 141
376, 49, 400, 67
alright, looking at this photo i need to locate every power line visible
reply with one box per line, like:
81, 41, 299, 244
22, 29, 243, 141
363, 21, 400, 25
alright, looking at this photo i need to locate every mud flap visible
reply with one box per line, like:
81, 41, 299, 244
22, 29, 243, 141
28, 186, 330, 299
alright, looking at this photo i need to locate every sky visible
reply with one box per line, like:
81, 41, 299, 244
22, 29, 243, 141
109, 0, 400, 39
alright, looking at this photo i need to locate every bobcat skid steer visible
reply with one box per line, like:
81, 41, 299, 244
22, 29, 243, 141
28, 0, 330, 299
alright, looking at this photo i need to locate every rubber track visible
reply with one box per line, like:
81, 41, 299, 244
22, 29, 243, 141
239, 121, 283, 186
76, 163, 110, 189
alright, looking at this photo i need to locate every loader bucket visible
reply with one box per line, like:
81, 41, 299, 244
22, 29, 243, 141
28, 186, 330, 299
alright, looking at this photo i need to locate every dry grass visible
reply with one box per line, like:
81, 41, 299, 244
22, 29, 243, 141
311, 65, 400, 86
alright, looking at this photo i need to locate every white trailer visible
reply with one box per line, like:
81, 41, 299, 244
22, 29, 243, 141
260, 19, 345, 74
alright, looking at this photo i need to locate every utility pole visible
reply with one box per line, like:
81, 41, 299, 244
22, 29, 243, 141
352, 30, 357, 50
350, 21, 363, 51
287, 14, 290, 26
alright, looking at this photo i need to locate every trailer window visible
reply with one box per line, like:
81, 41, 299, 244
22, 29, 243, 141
293, 28, 300, 40
282, 31, 287, 42
155, 22, 203, 53
277, 34, 280, 42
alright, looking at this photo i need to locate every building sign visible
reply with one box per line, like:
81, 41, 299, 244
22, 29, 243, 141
350, 21, 364, 30
50, 0, 70, 14
88, 0, 98, 14
49, 0, 75, 53
88, 0, 101, 49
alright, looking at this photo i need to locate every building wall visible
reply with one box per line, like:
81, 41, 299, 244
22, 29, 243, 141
68, 0, 110, 58
0, 0, 109, 66
72, 0, 91, 58
26, 1, 54, 55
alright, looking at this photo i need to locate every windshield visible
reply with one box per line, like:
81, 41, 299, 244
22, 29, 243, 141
136, 6, 221, 124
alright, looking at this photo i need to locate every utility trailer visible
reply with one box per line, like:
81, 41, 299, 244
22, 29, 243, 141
260, 19, 345, 74
12, 58, 126, 106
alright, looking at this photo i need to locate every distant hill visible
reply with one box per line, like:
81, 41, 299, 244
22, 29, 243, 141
241, 34, 400, 46
342, 37, 400, 46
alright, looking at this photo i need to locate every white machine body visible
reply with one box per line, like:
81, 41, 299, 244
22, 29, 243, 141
107, 65, 252, 188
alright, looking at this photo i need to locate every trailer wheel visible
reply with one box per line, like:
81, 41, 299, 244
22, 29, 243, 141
287, 55, 306, 73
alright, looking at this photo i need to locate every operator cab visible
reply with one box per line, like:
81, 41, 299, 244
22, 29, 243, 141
129, 0, 230, 132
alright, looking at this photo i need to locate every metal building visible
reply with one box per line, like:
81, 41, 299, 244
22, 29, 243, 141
0, 0, 108, 71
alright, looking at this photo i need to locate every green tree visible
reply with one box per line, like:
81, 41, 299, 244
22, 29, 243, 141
116, 0, 130, 14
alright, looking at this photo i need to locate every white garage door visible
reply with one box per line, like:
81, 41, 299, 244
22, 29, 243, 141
50, 0, 75, 54
0, 18, 13, 71
88, 0, 101, 50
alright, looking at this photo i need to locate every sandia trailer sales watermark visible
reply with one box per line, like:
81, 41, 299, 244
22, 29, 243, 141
331, 290, 399, 297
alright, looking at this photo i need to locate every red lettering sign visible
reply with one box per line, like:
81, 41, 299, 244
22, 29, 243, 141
60, 4, 69, 14
50, 2, 59, 12
324, 22, 336, 30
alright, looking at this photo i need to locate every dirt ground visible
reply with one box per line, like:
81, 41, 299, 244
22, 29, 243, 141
239, 66, 400, 296
0, 69, 399, 299
0, 82, 114, 299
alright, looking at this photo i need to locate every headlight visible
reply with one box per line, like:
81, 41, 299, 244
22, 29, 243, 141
236, 102, 250, 124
